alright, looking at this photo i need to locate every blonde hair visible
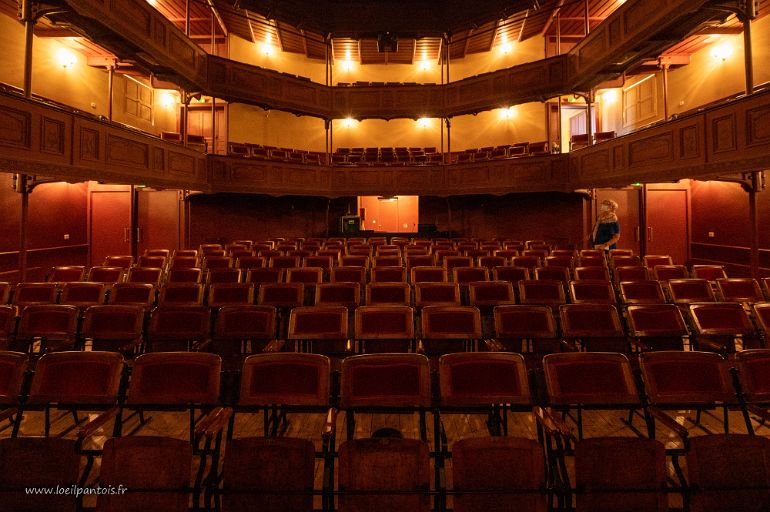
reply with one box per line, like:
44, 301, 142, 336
601, 199, 619, 211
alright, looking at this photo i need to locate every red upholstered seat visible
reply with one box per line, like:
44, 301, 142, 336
315, 282, 361, 309
239, 353, 330, 407
167, 267, 203, 283
59, 281, 106, 308
209, 283, 255, 307
734, 349, 770, 433
82, 305, 145, 352
236, 256, 266, 270
159, 283, 204, 305
207, 268, 242, 284
652, 264, 689, 281
147, 305, 211, 351
214, 305, 277, 354
0, 351, 27, 426
643, 255, 673, 268
338, 438, 431, 512
692, 264, 727, 281
453, 266, 489, 286
125, 267, 164, 286
104, 255, 134, 268
414, 282, 460, 307
16, 304, 79, 352
687, 434, 770, 512
47, 265, 85, 283
618, 280, 666, 305
170, 256, 200, 269
221, 437, 316, 512
13, 282, 58, 308
491, 304, 558, 359
667, 278, 716, 304
20, 350, 123, 437
366, 283, 411, 306
626, 304, 689, 351
0, 437, 80, 511
575, 437, 667, 512
614, 265, 648, 282
640, 350, 735, 439
688, 302, 757, 353
245, 267, 282, 285
452, 436, 546, 512
569, 279, 616, 304
354, 305, 414, 353
288, 306, 348, 355
97, 436, 192, 512
439, 352, 530, 409
468, 281, 515, 307
518, 279, 566, 307
544, 352, 641, 431
410, 266, 447, 283
340, 353, 431, 440
370, 266, 406, 283
560, 304, 625, 352
574, 265, 611, 281
420, 305, 481, 355
716, 277, 764, 303
108, 282, 155, 309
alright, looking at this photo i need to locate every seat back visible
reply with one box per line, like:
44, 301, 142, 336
575, 437, 667, 512
13, 283, 58, 307
735, 349, 770, 402
59, 282, 106, 307
81, 305, 144, 351
108, 283, 155, 308
127, 352, 221, 405
215, 305, 276, 340
258, 283, 304, 308
439, 352, 530, 407
354, 305, 414, 346
97, 436, 192, 512
0, 438, 80, 512
716, 278, 764, 303
574, 266, 612, 281
209, 283, 255, 307
0, 351, 27, 406
618, 280, 666, 305
687, 434, 770, 512
315, 282, 361, 308
652, 265, 689, 281
126, 267, 164, 286
518, 279, 566, 306
366, 283, 411, 306
47, 266, 85, 283
17, 304, 79, 343
414, 282, 460, 307
28, 351, 124, 405
667, 279, 716, 304
543, 352, 639, 406
340, 353, 431, 408
370, 266, 406, 283
338, 438, 430, 512
222, 437, 316, 512
410, 266, 447, 283
639, 351, 734, 405
452, 436, 546, 512
421, 306, 482, 339
288, 306, 348, 340
493, 305, 557, 338
159, 283, 204, 305
468, 281, 515, 306
239, 353, 330, 406
569, 280, 616, 304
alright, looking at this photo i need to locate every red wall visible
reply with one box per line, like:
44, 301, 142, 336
0, 178, 88, 281
419, 193, 587, 246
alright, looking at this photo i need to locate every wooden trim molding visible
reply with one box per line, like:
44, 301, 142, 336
2, 83, 769, 197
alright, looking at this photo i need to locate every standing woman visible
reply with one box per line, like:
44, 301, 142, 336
591, 199, 620, 251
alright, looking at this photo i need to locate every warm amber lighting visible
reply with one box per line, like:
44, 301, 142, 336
260, 42, 274, 56
342, 117, 357, 128
600, 89, 620, 105
710, 41, 733, 62
56, 48, 77, 68
419, 60, 431, 71
159, 91, 177, 108
416, 117, 432, 128
500, 42, 513, 54
498, 106, 516, 120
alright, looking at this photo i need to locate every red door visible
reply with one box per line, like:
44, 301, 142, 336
646, 188, 689, 265
90, 190, 131, 266
137, 190, 182, 254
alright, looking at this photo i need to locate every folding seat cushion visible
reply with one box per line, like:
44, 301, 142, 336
0, 437, 80, 512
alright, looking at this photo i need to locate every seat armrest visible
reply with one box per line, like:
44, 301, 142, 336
195, 406, 233, 440
262, 339, 286, 352
533, 406, 575, 440
77, 407, 120, 442
648, 406, 689, 440
483, 338, 505, 351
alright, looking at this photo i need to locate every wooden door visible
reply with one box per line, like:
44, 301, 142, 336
137, 190, 182, 254
90, 190, 131, 266
646, 188, 689, 265
187, 106, 226, 154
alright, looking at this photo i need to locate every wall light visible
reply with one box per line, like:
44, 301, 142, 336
498, 106, 516, 120
57, 48, 77, 68
419, 60, 431, 71
416, 117, 431, 128
500, 41, 513, 54
159, 91, 177, 108
711, 41, 733, 61
600, 88, 619, 106
342, 117, 357, 128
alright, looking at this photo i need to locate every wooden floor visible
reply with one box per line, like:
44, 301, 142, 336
3, 395, 763, 510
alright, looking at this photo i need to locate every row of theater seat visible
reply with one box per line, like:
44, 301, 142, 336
2, 298, 767, 362
7, 431, 766, 512
3, 349, 770, 510
4, 349, 770, 440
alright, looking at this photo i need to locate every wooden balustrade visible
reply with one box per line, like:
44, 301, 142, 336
60, 0, 720, 120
